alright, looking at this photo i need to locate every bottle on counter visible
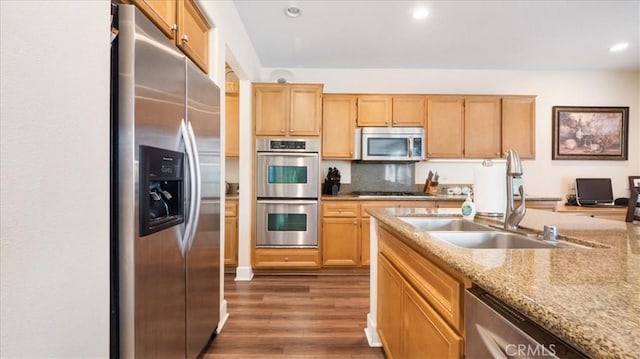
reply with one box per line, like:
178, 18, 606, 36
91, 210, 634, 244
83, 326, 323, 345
461, 192, 476, 220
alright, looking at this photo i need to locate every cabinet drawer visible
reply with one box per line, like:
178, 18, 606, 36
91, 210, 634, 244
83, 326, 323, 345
225, 202, 237, 217
322, 202, 359, 217
379, 226, 465, 332
254, 248, 320, 268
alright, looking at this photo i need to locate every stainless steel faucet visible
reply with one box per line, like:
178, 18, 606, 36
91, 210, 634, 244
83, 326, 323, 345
505, 149, 526, 230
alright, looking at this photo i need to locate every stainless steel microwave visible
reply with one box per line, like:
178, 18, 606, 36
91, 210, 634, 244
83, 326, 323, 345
360, 127, 424, 161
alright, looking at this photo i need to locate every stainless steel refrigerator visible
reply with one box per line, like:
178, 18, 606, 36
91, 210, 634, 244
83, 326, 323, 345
114, 5, 220, 358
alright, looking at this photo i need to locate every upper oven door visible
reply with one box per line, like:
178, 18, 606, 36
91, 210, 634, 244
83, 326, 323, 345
256, 152, 319, 198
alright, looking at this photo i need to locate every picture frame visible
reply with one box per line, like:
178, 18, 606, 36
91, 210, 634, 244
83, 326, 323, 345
626, 176, 640, 223
552, 106, 629, 160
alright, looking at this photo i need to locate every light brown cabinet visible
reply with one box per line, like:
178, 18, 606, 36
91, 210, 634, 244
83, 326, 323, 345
356, 95, 425, 127
254, 83, 323, 137
377, 225, 467, 359
322, 202, 360, 266
427, 95, 536, 159
392, 96, 426, 126
426, 96, 465, 158
322, 95, 357, 158
502, 96, 536, 159
464, 96, 502, 158
224, 201, 238, 271
253, 248, 320, 268
225, 93, 239, 157
131, 0, 210, 73
357, 95, 393, 127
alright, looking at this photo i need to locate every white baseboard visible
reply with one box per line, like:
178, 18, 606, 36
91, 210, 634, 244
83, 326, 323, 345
235, 265, 254, 281
365, 312, 382, 347
217, 299, 229, 334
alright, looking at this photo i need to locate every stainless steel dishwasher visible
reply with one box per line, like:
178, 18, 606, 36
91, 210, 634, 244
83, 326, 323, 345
465, 287, 589, 358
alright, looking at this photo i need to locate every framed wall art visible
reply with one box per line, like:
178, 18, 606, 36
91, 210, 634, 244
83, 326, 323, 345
552, 106, 629, 160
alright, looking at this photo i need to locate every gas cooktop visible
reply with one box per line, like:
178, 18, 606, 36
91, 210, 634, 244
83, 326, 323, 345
351, 191, 434, 198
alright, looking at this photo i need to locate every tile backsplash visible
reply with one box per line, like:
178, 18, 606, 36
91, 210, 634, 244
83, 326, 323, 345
350, 162, 415, 192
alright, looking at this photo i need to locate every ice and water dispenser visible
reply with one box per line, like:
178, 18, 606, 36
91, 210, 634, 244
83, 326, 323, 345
139, 145, 184, 236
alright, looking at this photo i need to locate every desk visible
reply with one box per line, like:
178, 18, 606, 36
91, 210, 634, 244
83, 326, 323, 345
555, 203, 627, 221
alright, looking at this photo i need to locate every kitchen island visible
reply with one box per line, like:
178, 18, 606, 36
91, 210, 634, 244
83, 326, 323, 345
365, 207, 639, 358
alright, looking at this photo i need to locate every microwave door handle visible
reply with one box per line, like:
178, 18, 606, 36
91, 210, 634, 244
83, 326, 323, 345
180, 119, 196, 255
408, 137, 413, 158
185, 120, 201, 252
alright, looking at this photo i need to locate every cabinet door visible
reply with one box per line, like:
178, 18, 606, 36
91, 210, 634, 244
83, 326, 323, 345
225, 93, 239, 157
357, 95, 392, 127
322, 218, 360, 266
426, 96, 464, 158
322, 95, 357, 158
289, 85, 323, 136
502, 96, 536, 159
392, 96, 426, 126
360, 218, 370, 267
224, 217, 237, 268
132, 0, 177, 39
176, 0, 210, 73
403, 283, 462, 359
378, 254, 404, 359
254, 85, 288, 135
464, 96, 501, 158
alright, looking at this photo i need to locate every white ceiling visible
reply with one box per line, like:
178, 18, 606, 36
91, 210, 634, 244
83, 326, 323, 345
232, 0, 640, 71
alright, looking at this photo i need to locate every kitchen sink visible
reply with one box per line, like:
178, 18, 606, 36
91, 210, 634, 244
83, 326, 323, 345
398, 217, 489, 232
428, 231, 589, 249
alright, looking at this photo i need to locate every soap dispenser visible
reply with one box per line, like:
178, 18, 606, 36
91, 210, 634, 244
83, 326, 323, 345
461, 192, 476, 220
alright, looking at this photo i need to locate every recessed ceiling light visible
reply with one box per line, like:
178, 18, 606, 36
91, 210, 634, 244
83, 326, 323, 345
284, 6, 302, 18
609, 42, 629, 52
412, 7, 429, 20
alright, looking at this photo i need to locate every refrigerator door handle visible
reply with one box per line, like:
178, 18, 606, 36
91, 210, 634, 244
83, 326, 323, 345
180, 118, 197, 255
185, 120, 201, 251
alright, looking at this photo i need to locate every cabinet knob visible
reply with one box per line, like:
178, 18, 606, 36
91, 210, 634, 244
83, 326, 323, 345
338, 209, 342, 213
428, 152, 432, 156
284, 257, 289, 261
280, 129, 285, 133
496, 152, 501, 156
181, 35, 189, 43
353, 221, 357, 225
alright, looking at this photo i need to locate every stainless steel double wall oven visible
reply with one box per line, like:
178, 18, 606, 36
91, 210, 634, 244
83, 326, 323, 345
256, 138, 320, 247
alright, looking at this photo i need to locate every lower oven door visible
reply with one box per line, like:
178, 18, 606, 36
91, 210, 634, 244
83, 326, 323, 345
256, 200, 318, 248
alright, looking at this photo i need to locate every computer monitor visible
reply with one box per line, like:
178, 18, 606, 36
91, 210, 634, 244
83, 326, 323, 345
575, 178, 614, 206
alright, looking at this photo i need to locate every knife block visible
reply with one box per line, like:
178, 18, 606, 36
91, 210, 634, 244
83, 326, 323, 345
322, 179, 341, 195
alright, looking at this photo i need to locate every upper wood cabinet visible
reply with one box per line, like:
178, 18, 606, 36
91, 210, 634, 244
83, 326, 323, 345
131, 0, 210, 73
176, 0, 210, 74
426, 95, 536, 159
322, 95, 357, 158
357, 95, 392, 126
357, 95, 425, 127
225, 93, 239, 157
254, 83, 323, 137
464, 96, 502, 158
392, 96, 426, 126
502, 96, 536, 159
426, 96, 464, 158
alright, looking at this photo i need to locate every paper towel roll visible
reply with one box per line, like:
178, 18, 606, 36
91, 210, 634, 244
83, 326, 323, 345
474, 165, 506, 216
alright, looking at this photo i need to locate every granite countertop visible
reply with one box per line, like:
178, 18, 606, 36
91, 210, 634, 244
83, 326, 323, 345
322, 193, 561, 202
368, 207, 640, 358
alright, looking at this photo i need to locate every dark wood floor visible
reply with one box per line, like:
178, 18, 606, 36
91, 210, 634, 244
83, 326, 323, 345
204, 274, 386, 359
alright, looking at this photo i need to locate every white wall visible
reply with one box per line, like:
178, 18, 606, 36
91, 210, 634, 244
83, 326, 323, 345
265, 68, 640, 199
0, 1, 111, 357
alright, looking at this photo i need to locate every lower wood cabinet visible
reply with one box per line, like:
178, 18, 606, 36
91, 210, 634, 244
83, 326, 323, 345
253, 248, 320, 268
377, 225, 467, 359
224, 201, 238, 271
322, 202, 361, 266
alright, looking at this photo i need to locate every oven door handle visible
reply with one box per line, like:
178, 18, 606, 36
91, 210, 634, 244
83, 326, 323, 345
256, 152, 319, 157
257, 200, 318, 205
